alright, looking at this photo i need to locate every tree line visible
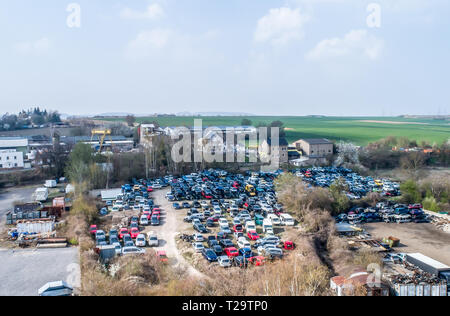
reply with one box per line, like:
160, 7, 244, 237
0, 108, 61, 131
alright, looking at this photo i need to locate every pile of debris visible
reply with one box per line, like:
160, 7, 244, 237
390, 269, 442, 285
427, 212, 450, 233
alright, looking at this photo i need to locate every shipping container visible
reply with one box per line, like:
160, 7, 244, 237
16, 221, 55, 234
394, 283, 447, 296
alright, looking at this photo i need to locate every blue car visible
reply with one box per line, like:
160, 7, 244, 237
202, 248, 218, 262
239, 247, 253, 259
173, 203, 181, 209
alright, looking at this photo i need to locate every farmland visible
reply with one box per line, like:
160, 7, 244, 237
102, 116, 450, 146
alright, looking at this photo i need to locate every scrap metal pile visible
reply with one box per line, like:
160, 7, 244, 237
390, 262, 445, 285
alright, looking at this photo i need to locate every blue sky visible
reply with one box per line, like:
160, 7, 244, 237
0, 0, 449, 116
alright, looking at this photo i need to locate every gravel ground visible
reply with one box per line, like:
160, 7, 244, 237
0, 247, 80, 296
362, 222, 450, 265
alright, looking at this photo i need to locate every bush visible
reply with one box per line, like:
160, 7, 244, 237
423, 196, 439, 212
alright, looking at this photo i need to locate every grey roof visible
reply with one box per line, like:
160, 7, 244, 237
302, 138, 333, 145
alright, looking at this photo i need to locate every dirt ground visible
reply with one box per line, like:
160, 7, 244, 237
143, 188, 204, 279
362, 222, 450, 265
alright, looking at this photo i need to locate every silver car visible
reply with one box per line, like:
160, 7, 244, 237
218, 256, 231, 268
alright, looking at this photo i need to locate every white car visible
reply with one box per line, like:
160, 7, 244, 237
122, 246, 146, 255
218, 218, 228, 226
200, 201, 209, 208
279, 214, 295, 226
218, 256, 232, 268
193, 233, 204, 242
268, 214, 281, 226
147, 233, 159, 247
152, 184, 162, 189
140, 215, 149, 226
192, 242, 204, 253
395, 214, 411, 223
110, 206, 120, 212
237, 238, 251, 249
135, 234, 147, 247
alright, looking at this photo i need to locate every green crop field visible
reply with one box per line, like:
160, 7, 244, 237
101, 116, 450, 146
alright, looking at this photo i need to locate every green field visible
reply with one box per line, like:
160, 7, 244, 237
103, 116, 450, 146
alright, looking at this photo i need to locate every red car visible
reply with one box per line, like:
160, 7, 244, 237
209, 215, 220, 222
249, 256, 265, 266
147, 186, 153, 192
224, 247, 239, 258
284, 241, 295, 250
233, 224, 243, 233
119, 227, 129, 239
247, 231, 260, 241
202, 192, 212, 199
153, 207, 161, 212
89, 225, 98, 236
157, 251, 168, 263
152, 210, 161, 220
130, 227, 140, 239
143, 211, 151, 220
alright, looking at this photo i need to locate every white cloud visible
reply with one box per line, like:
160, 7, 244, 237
254, 7, 310, 46
14, 38, 51, 56
120, 4, 165, 20
126, 28, 171, 60
306, 29, 384, 61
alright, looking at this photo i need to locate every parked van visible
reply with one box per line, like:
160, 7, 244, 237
262, 219, 273, 233
245, 221, 256, 233
279, 214, 295, 226
44, 180, 57, 188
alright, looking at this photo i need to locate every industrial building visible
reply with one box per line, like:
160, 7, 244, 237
293, 138, 334, 157
0, 137, 29, 169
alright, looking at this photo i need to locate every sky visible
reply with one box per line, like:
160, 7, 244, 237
0, 0, 449, 116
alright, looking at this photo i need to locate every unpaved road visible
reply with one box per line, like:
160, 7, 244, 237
363, 222, 450, 265
148, 188, 204, 279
